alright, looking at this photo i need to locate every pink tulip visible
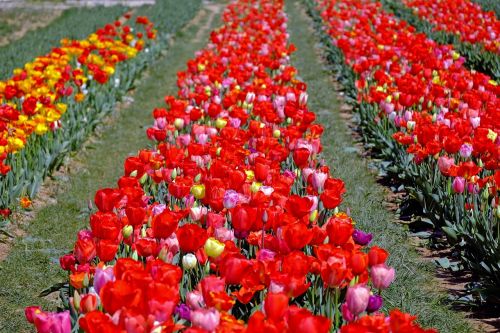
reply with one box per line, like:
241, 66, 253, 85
25, 307, 71, 333
452, 176, 465, 194
186, 291, 205, 310
93, 266, 114, 294
370, 264, 395, 290
190, 308, 220, 331
311, 171, 328, 192
345, 284, 370, 315
437, 156, 454, 175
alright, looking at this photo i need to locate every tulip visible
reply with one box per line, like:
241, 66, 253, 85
186, 291, 204, 310
175, 304, 191, 320
366, 294, 383, 313
345, 284, 370, 315
459, 144, 473, 158
370, 264, 395, 290
80, 294, 98, 313
352, 229, 373, 246
182, 253, 198, 270
311, 171, 328, 192
437, 156, 454, 175
191, 184, 206, 200
204, 237, 225, 258
190, 308, 220, 331
223, 190, 239, 209
452, 176, 465, 194
93, 266, 114, 294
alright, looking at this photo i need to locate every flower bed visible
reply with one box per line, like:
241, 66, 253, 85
379, 0, 500, 81
25, 0, 436, 332
0, 15, 158, 216
402, 0, 499, 54
308, 0, 500, 300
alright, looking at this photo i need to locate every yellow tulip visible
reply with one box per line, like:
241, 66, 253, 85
204, 238, 225, 258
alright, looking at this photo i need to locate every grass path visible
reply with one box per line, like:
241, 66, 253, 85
286, 1, 475, 332
0, 4, 221, 331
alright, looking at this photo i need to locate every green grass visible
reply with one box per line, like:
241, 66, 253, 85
0, 4, 218, 332
0, 5, 129, 79
285, 1, 475, 332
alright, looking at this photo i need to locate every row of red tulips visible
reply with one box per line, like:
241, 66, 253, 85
313, 0, 500, 298
25, 0, 436, 332
402, 0, 499, 54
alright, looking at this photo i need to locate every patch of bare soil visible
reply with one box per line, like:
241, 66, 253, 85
0, 9, 62, 47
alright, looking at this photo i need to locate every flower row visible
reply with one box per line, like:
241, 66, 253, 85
402, 0, 500, 54
25, 0, 435, 332
314, 0, 500, 295
0, 15, 158, 214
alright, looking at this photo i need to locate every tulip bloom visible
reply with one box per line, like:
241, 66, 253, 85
370, 264, 396, 290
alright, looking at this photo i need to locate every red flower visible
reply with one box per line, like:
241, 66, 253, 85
152, 209, 180, 239
176, 223, 208, 253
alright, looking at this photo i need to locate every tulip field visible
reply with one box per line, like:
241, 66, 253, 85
0, 0, 498, 332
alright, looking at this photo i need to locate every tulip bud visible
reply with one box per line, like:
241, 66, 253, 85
182, 253, 197, 270
194, 173, 201, 183
132, 250, 139, 260
73, 291, 81, 312
496, 206, 500, 219
129, 170, 138, 177
273, 129, 281, 138
83, 273, 90, 288
122, 225, 133, 238
158, 247, 169, 263
139, 173, 148, 184
309, 209, 318, 223
216, 147, 222, 156
407, 121, 416, 131
204, 237, 225, 258
171, 168, 177, 180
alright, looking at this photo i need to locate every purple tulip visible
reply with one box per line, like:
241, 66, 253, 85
459, 143, 473, 158
367, 294, 383, 313
175, 303, 191, 320
223, 190, 239, 209
352, 229, 373, 246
